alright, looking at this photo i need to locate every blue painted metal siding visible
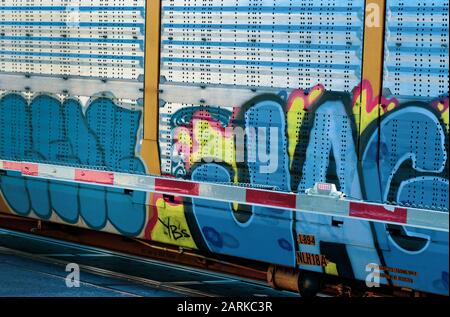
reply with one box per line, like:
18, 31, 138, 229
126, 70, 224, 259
383, 0, 449, 99
160, 0, 365, 92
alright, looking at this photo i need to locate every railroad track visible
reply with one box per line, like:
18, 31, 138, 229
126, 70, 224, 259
0, 228, 298, 297
1, 218, 428, 298
0, 246, 215, 297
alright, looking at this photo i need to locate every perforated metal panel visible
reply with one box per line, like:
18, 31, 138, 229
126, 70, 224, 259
161, 0, 364, 91
379, 0, 449, 211
0, 1, 145, 100
0, 1, 146, 174
0, 1, 144, 80
160, 0, 366, 176
383, 0, 449, 99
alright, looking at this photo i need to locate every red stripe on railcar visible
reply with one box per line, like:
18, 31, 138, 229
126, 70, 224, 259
21, 163, 39, 176
2, 161, 23, 172
155, 178, 200, 196
349, 202, 407, 224
75, 169, 115, 185
246, 189, 297, 209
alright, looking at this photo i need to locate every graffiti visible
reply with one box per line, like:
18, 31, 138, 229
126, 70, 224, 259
286, 84, 325, 167
158, 217, 192, 241
170, 107, 236, 178
191, 163, 295, 266
144, 193, 197, 248
0, 92, 146, 236
0, 82, 448, 295
157, 81, 448, 294
0, 0, 446, 299
354, 80, 400, 134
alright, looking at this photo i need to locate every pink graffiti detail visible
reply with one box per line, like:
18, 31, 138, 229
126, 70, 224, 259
431, 98, 449, 114
230, 106, 240, 125
353, 80, 399, 114
173, 110, 233, 171
287, 84, 325, 112
144, 194, 160, 239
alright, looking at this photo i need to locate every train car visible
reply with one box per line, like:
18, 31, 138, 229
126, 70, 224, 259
0, 0, 448, 296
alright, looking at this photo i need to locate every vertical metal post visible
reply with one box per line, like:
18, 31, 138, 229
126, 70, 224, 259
142, 0, 162, 175
359, 0, 387, 157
